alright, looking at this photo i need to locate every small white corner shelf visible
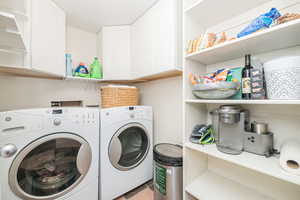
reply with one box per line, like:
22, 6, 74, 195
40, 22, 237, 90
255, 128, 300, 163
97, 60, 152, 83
185, 171, 274, 200
184, 142, 300, 186
65, 69, 182, 83
185, 0, 269, 27
0, 11, 26, 51
185, 99, 300, 105
185, 19, 300, 65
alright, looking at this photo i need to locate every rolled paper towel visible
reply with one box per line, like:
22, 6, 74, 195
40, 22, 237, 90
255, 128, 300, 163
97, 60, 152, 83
280, 140, 300, 175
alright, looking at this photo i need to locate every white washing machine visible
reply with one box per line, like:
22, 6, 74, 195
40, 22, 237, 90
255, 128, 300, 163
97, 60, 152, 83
100, 106, 153, 200
0, 108, 99, 200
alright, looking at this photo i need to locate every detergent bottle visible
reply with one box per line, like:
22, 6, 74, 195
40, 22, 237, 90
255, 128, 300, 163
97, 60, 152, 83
90, 57, 103, 79
74, 62, 90, 78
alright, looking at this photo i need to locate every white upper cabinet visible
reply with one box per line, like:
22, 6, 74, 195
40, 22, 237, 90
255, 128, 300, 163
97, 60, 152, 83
0, 0, 66, 77
131, 0, 182, 79
31, 0, 66, 77
100, 26, 131, 80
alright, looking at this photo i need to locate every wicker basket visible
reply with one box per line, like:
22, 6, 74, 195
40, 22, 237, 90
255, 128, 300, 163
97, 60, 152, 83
101, 86, 139, 108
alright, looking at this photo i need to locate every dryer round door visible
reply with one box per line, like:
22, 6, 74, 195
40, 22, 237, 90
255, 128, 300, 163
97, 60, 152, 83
108, 123, 150, 171
9, 133, 92, 200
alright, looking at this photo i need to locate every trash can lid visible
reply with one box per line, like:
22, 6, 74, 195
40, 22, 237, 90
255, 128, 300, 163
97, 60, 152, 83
154, 143, 183, 167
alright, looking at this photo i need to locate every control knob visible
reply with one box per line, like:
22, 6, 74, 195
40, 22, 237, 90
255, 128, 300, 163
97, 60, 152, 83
0, 144, 17, 158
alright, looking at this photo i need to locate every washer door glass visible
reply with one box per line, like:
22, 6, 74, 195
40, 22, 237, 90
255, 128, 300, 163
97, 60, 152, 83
109, 123, 149, 171
9, 133, 92, 200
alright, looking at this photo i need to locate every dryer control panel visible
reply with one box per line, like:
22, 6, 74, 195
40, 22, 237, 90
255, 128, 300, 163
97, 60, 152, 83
101, 106, 153, 123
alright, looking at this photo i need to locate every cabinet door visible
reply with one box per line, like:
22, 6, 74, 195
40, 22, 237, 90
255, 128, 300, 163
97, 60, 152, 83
131, 0, 179, 79
102, 26, 131, 80
31, 0, 66, 76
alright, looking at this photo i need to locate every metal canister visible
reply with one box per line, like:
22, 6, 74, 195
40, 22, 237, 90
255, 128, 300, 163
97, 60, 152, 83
251, 121, 269, 134
153, 144, 183, 200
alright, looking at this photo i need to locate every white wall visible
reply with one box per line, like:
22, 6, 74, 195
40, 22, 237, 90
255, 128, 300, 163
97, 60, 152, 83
0, 75, 100, 111
66, 26, 98, 68
135, 76, 183, 145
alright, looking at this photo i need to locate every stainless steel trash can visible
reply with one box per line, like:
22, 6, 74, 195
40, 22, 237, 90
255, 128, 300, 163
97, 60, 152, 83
154, 143, 183, 200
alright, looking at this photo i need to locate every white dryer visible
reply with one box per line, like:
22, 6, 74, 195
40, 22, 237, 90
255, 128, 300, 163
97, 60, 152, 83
100, 106, 153, 200
0, 108, 99, 200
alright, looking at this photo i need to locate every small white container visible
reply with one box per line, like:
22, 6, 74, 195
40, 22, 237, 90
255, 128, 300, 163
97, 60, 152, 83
264, 56, 300, 100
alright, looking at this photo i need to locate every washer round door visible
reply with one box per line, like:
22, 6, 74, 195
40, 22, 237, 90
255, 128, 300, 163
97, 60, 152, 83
109, 123, 150, 171
9, 133, 92, 200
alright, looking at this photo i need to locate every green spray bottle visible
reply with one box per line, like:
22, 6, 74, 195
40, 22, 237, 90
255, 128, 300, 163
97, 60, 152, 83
90, 57, 103, 79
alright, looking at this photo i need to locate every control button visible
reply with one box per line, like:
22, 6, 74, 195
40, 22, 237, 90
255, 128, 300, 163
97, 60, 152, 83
130, 114, 135, 119
53, 119, 61, 126
0, 144, 17, 158
5, 116, 12, 122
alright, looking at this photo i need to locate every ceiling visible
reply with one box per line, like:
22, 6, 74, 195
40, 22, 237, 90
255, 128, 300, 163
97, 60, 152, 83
53, 0, 158, 32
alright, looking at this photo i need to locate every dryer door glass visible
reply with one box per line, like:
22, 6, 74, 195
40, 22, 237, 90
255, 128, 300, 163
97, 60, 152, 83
109, 123, 149, 171
9, 133, 92, 200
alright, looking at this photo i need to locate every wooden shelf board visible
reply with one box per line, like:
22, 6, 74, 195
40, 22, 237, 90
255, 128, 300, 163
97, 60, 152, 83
135, 68, 182, 82
66, 68, 182, 83
185, 142, 300, 186
185, 99, 300, 105
0, 65, 64, 80
185, 171, 274, 200
185, 19, 300, 65
0, 67, 182, 83
65, 76, 142, 83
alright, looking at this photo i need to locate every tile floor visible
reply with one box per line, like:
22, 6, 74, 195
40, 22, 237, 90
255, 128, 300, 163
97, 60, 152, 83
116, 181, 154, 200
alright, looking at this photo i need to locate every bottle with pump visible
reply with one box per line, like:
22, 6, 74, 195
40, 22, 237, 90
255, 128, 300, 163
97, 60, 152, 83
242, 54, 253, 99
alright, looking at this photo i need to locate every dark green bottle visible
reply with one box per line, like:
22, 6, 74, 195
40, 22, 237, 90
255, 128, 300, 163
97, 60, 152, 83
242, 54, 253, 99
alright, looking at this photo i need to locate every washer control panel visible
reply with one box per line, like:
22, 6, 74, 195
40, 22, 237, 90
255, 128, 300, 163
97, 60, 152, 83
47, 108, 99, 126
72, 112, 97, 125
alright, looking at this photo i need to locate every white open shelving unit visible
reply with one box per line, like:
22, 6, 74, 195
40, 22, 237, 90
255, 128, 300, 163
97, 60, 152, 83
0, 0, 29, 70
0, 4, 28, 51
183, 0, 300, 200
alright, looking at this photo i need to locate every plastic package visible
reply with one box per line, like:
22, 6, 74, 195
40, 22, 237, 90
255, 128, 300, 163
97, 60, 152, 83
200, 33, 216, 49
215, 32, 227, 45
276, 13, 300, 25
237, 8, 281, 38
